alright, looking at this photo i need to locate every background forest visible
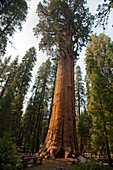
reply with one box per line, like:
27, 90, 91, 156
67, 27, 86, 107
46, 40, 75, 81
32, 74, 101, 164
0, 0, 113, 169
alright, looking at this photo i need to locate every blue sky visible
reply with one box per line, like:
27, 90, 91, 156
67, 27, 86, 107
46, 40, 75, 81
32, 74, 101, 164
5, 0, 113, 77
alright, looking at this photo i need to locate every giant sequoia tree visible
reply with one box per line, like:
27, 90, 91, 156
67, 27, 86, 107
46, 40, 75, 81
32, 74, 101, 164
34, 0, 93, 158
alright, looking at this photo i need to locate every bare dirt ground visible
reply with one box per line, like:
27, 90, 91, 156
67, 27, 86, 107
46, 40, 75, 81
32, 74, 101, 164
27, 158, 73, 170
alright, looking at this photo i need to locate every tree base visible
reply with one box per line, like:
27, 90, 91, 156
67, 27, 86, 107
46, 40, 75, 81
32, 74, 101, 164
38, 146, 76, 160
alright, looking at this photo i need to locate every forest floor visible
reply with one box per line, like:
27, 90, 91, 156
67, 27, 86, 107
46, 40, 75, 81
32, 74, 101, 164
26, 158, 73, 170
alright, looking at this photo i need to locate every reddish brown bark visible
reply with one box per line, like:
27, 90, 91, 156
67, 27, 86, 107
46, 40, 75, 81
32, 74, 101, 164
39, 48, 76, 158
38, 27, 78, 158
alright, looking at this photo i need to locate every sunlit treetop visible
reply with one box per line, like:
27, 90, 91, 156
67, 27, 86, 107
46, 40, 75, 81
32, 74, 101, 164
34, 0, 94, 59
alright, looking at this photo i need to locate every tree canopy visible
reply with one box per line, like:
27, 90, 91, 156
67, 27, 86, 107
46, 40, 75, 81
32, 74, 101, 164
34, 0, 94, 57
0, 0, 28, 56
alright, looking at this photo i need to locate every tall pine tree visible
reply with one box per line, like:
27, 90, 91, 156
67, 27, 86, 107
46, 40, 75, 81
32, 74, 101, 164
85, 33, 113, 167
0, 56, 19, 137
0, 47, 36, 142
11, 47, 36, 143
22, 58, 56, 152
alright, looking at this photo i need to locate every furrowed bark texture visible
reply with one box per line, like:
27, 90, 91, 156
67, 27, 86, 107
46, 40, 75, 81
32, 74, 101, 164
41, 50, 76, 158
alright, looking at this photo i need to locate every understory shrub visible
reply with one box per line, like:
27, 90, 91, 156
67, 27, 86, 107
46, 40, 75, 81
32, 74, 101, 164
0, 135, 21, 170
69, 162, 112, 170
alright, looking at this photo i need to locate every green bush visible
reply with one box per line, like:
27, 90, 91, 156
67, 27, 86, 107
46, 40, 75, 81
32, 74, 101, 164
69, 162, 112, 170
0, 135, 21, 170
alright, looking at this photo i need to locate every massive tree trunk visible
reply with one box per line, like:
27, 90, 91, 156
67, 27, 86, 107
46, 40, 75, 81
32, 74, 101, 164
35, 0, 93, 158
40, 46, 76, 158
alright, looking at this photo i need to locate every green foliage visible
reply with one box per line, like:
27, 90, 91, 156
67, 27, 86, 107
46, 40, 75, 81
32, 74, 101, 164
69, 162, 112, 170
0, 47, 36, 143
34, 0, 94, 57
0, 0, 28, 56
22, 58, 56, 152
95, 0, 113, 29
0, 56, 19, 137
0, 56, 19, 99
85, 33, 113, 165
77, 109, 92, 153
86, 33, 113, 82
10, 47, 37, 142
78, 111, 92, 137
0, 135, 21, 170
